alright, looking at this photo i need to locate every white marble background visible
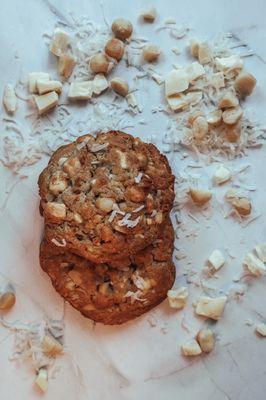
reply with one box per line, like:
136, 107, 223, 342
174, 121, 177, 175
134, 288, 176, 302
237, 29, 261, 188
1, 0, 266, 399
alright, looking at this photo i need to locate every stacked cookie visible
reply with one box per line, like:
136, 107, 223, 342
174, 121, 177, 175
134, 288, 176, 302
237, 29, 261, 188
38, 131, 176, 324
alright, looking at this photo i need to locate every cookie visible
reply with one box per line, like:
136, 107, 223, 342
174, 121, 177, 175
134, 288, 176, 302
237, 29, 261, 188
38, 131, 175, 263
40, 220, 175, 325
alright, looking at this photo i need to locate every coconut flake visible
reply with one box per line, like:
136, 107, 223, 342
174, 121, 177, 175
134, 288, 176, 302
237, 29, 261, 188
51, 238, 66, 247
134, 172, 143, 184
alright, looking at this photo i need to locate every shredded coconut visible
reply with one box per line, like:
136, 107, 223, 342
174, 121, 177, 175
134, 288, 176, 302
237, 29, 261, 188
134, 172, 143, 184
124, 290, 145, 303
0, 318, 64, 371
51, 238, 66, 247
117, 213, 141, 228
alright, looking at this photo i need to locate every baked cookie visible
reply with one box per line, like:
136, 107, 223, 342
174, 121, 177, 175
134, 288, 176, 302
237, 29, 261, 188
39, 131, 175, 263
40, 220, 175, 325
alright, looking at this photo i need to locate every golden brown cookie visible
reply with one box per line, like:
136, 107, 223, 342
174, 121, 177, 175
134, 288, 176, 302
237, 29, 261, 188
40, 220, 175, 325
38, 131, 175, 263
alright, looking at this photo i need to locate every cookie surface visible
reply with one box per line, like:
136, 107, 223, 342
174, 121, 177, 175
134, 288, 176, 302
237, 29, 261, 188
39, 131, 175, 263
40, 220, 175, 325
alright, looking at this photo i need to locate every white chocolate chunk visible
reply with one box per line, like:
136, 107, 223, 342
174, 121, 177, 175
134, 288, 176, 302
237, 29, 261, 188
181, 339, 202, 356
192, 116, 209, 140
126, 93, 138, 108
167, 91, 202, 111
243, 252, 266, 276
213, 165, 231, 185
92, 74, 109, 95
215, 55, 243, 71
196, 329, 215, 353
34, 91, 58, 115
35, 368, 48, 392
44, 202, 66, 220
167, 94, 187, 111
195, 296, 227, 320
28, 72, 49, 93
167, 287, 188, 309
36, 79, 62, 95
198, 42, 212, 64
165, 69, 189, 97
208, 249, 225, 270
42, 335, 63, 356
256, 323, 266, 337
185, 62, 205, 82
58, 54, 77, 78
50, 28, 71, 57
255, 243, 266, 263
189, 38, 200, 58
3, 84, 17, 113
68, 81, 93, 100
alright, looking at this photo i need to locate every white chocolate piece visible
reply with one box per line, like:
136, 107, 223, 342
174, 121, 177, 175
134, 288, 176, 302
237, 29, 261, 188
3, 84, 17, 113
42, 335, 63, 356
35, 368, 48, 392
192, 116, 209, 140
195, 296, 227, 320
50, 28, 71, 57
36, 79, 62, 95
92, 74, 109, 95
255, 243, 266, 263
167, 91, 202, 111
34, 91, 58, 115
165, 69, 189, 97
126, 93, 138, 108
186, 62, 205, 82
208, 249, 225, 270
196, 328, 215, 353
28, 72, 49, 93
243, 253, 266, 276
198, 42, 212, 64
167, 287, 188, 309
215, 55, 243, 71
256, 323, 266, 337
213, 165, 231, 185
189, 38, 200, 58
58, 54, 77, 78
68, 81, 93, 100
181, 339, 202, 356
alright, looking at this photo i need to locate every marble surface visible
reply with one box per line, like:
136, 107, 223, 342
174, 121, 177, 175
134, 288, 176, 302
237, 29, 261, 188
1, 0, 266, 399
